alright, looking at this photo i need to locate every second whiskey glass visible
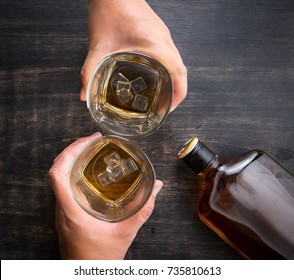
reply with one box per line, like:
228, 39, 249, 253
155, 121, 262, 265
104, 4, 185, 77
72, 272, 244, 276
69, 135, 155, 222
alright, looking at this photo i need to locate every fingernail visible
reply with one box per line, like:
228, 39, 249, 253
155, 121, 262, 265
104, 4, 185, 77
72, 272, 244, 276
153, 181, 163, 196
93, 132, 102, 137
80, 88, 85, 101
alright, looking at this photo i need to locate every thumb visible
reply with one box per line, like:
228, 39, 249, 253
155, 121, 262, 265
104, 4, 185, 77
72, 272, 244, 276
80, 49, 107, 101
131, 180, 163, 227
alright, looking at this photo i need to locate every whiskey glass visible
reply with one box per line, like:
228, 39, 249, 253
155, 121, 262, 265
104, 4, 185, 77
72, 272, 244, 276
87, 52, 173, 136
69, 135, 155, 222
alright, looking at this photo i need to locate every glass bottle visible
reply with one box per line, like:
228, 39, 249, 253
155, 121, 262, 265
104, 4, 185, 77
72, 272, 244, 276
178, 137, 294, 259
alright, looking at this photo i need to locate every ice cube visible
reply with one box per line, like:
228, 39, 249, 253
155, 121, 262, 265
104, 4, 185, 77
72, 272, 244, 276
116, 89, 133, 104
104, 152, 121, 164
123, 158, 138, 174
97, 171, 113, 186
111, 72, 129, 87
117, 81, 131, 92
106, 158, 120, 172
116, 81, 133, 104
108, 165, 125, 182
98, 152, 138, 186
132, 94, 149, 111
130, 77, 147, 94
104, 152, 125, 183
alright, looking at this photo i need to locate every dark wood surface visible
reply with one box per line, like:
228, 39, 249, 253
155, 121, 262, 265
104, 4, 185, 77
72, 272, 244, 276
1, 0, 293, 260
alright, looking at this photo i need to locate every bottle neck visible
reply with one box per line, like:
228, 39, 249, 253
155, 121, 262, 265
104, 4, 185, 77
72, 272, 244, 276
200, 155, 221, 177
178, 137, 221, 175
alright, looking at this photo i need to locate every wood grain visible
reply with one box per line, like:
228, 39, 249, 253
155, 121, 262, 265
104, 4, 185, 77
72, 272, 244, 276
0, 0, 293, 259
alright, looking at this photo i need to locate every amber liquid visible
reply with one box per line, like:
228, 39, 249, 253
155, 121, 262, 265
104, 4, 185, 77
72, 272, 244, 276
81, 142, 143, 206
198, 154, 286, 259
103, 61, 161, 116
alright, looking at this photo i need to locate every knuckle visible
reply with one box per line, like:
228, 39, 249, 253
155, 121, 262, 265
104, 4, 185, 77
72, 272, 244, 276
177, 62, 187, 77
48, 167, 57, 185
140, 201, 155, 221
80, 66, 87, 80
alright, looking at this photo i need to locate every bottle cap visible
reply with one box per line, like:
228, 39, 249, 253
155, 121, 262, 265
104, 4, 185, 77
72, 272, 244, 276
178, 137, 216, 174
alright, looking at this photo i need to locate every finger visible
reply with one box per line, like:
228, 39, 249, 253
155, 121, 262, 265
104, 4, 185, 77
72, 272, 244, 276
49, 132, 102, 182
155, 48, 187, 111
53, 132, 102, 164
80, 48, 109, 101
128, 180, 163, 228
60, 131, 102, 155
151, 179, 164, 197
138, 46, 187, 111
165, 37, 188, 111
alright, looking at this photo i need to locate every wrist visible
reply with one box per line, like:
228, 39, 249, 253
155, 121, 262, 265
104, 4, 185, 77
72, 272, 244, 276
59, 232, 132, 260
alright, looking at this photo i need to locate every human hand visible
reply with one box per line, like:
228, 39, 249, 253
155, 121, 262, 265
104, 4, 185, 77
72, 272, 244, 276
80, 0, 187, 111
49, 132, 163, 259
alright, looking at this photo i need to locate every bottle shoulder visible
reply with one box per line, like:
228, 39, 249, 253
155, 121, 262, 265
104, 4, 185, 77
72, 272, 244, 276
219, 150, 262, 176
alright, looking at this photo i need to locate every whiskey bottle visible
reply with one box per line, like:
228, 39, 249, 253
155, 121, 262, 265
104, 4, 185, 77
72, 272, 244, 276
178, 137, 294, 259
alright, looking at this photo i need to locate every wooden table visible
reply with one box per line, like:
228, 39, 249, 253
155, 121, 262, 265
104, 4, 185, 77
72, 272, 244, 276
1, 0, 293, 260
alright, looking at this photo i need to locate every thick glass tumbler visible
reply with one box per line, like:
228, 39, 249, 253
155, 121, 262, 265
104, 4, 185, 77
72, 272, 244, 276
87, 52, 173, 136
69, 135, 155, 222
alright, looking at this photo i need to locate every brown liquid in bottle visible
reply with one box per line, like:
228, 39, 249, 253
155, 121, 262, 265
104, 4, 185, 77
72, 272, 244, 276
198, 160, 285, 260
